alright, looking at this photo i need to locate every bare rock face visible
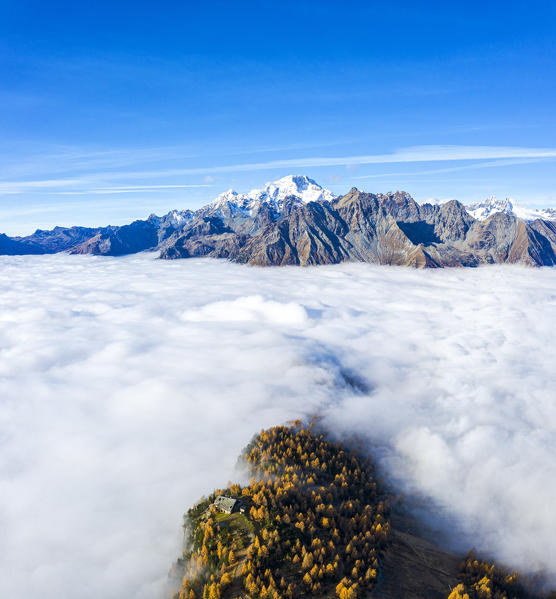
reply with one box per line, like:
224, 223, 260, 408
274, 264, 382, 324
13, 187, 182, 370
464, 212, 556, 266
236, 202, 349, 266
421, 200, 475, 242
523, 219, 556, 266
70, 218, 159, 256
158, 189, 556, 268
161, 217, 246, 260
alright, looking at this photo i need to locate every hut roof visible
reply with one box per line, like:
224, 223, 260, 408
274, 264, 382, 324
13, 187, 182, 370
214, 495, 239, 513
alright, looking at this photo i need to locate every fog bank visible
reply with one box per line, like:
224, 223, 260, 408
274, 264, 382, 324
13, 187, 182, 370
1, 254, 555, 598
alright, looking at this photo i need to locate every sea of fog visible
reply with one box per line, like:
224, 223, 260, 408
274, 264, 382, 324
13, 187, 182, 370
1, 253, 556, 598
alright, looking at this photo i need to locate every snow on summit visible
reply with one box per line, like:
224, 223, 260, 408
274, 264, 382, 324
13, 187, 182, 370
429, 194, 556, 222
466, 195, 556, 221
209, 175, 335, 216
252, 175, 335, 205
209, 178, 556, 223
466, 195, 515, 220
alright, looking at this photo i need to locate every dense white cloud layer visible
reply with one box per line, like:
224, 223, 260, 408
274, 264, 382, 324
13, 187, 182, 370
1, 254, 555, 598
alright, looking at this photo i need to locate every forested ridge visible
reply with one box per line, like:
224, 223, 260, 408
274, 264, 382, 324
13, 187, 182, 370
448, 554, 556, 599
169, 423, 555, 599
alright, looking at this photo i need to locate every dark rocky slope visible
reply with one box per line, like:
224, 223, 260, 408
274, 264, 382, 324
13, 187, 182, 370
0, 210, 192, 257
162, 189, 556, 267
0, 226, 102, 255
69, 217, 159, 256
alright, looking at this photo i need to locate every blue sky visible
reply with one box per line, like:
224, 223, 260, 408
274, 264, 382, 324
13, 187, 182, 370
1, 0, 556, 234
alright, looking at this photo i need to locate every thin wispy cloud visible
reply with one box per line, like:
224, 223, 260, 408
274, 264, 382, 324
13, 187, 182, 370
0, 139, 359, 181
0, 180, 212, 196
2, 145, 556, 196
0, 147, 200, 181
0, 178, 87, 195
88, 144, 556, 181
54, 184, 214, 196
352, 157, 553, 180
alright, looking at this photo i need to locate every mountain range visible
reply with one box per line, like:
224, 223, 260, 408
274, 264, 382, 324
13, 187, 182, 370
2, 175, 556, 267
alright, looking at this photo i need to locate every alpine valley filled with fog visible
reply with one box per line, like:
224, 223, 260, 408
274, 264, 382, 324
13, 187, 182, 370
2, 253, 556, 598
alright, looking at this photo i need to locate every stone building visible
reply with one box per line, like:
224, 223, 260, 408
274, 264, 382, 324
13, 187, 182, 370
213, 495, 241, 514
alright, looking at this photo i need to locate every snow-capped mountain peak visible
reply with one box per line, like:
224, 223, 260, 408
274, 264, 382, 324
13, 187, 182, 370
165, 209, 194, 226
209, 175, 335, 217
466, 195, 515, 220
215, 189, 240, 203
466, 195, 556, 222
252, 175, 335, 205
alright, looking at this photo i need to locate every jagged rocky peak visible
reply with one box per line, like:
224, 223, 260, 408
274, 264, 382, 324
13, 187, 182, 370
384, 190, 414, 201
466, 195, 556, 222
208, 174, 335, 217
381, 190, 419, 208
376, 190, 421, 220
334, 186, 377, 207
466, 195, 515, 220
160, 208, 195, 226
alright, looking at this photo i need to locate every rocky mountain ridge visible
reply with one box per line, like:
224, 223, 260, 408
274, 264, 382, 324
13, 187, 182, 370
2, 175, 556, 267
